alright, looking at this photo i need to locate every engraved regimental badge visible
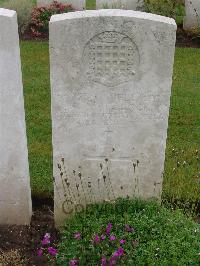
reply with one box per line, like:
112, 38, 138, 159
83, 31, 140, 86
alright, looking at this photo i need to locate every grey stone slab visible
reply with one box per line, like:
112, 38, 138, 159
0, 8, 32, 225
50, 9, 177, 226
37, 0, 85, 10
96, 0, 144, 10
183, 0, 200, 30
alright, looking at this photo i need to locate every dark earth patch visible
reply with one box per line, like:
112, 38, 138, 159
176, 28, 200, 48
0, 198, 59, 266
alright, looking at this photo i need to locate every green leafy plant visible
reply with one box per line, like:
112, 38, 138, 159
144, 0, 185, 25
56, 199, 200, 265
2, 0, 34, 34
144, 0, 176, 17
31, 0, 74, 37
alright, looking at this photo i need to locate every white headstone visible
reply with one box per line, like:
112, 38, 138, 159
96, 0, 144, 10
183, 0, 200, 30
37, 0, 85, 10
50, 10, 176, 226
0, 8, 32, 225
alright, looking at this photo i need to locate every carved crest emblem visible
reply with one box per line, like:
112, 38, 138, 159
83, 31, 140, 86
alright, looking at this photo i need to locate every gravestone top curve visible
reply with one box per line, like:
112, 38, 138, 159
0, 8, 16, 17
50, 9, 176, 26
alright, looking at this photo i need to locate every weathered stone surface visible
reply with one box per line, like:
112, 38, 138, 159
37, 0, 85, 10
0, 8, 32, 225
96, 0, 144, 10
183, 0, 200, 30
50, 10, 176, 226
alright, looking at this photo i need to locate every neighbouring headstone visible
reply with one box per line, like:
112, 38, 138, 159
50, 9, 177, 226
37, 0, 85, 10
183, 0, 200, 30
96, 0, 144, 10
0, 8, 32, 225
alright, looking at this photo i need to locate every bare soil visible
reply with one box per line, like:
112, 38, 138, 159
0, 198, 60, 266
176, 28, 200, 48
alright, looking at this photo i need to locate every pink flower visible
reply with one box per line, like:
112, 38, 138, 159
112, 251, 119, 258
101, 235, 106, 240
101, 256, 107, 266
37, 248, 43, 257
48, 247, 58, 256
119, 239, 126, 245
110, 235, 116, 241
74, 232, 81, 240
42, 238, 50, 245
117, 247, 124, 256
125, 224, 134, 233
109, 255, 117, 266
41, 233, 51, 245
106, 223, 112, 235
69, 259, 78, 266
112, 247, 124, 259
93, 234, 100, 244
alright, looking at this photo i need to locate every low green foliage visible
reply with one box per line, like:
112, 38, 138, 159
57, 199, 200, 265
144, 0, 185, 25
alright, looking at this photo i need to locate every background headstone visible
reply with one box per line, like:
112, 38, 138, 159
183, 0, 200, 30
0, 8, 32, 225
96, 0, 144, 10
37, 0, 85, 10
50, 10, 176, 226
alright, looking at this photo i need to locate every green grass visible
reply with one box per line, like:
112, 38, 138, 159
86, 0, 95, 9
20, 41, 53, 198
163, 48, 200, 205
56, 199, 200, 265
20, 42, 200, 206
